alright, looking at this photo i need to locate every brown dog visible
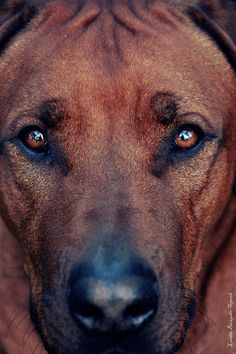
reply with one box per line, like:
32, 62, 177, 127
0, 1, 235, 353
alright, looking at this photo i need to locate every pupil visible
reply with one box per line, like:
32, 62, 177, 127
179, 130, 192, 141
30, 131, 44, 142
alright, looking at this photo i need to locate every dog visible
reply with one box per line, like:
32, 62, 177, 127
0, 1, 235, 353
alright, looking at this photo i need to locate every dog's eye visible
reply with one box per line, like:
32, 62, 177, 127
19, 126, 48, 153
174, 125, 203, 150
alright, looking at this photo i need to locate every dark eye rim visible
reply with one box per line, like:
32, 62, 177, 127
18, 125, 49, 154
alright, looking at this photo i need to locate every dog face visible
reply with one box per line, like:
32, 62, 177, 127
0, 1, 236, 354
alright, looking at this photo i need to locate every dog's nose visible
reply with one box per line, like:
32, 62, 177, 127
68, 259, 158, 333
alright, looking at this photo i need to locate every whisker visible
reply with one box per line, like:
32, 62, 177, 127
186, 335, 194, 354
15, 311, 29, 328
181, 287, 217, 327
6, 298, 29, 335
32, 341, 42, 354
25, 326, 37, 345
23, 320, 32, 345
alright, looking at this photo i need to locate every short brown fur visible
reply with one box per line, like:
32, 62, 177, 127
0, 1, 235, 353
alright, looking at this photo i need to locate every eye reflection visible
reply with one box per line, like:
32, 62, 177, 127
19, 126, 48, 152
174, 126, 202, 150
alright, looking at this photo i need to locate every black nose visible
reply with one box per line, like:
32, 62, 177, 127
68, 259, 158, 333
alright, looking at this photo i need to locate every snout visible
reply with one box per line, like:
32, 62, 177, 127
68, 258, 159, 334
29, 247, 194, 354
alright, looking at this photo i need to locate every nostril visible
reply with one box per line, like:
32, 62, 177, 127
74, 301, 104, 320
124, 300, 154, 318
71, 300, 104, 330
123, 297, 157, 327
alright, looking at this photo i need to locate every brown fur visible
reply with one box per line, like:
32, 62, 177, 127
0, 1, 235, 353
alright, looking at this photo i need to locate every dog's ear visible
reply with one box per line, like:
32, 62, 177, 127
0, 0, 39, 54
186, 1, 236, 70
198, 0, 236, 41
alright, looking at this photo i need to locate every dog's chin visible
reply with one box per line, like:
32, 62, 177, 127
32, 318, 192, 354
42, 339, 185, 354
42, 342, 181, 354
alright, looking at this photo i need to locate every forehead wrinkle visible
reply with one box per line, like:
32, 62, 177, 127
64, 0, 181, 29
41, 0, 183, 47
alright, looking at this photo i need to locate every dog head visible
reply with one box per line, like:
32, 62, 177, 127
0, 1, 236, 353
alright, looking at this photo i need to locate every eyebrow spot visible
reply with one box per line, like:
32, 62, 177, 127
150, 92, 179, 125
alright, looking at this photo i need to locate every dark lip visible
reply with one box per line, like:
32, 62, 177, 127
102, 350, 129, 354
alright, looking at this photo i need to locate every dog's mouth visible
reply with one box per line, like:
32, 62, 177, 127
31, 300, 195, 354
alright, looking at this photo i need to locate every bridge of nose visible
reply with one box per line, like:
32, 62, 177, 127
88, 278, 137, 307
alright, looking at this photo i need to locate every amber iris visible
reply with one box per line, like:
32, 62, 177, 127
175, 127, 200, 149
22, 129, 47, 151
